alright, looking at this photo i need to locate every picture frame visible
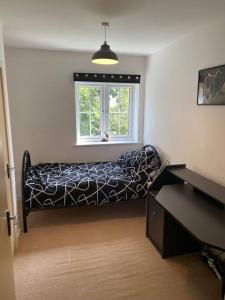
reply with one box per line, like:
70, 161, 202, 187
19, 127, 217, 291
197, 64, 225, 105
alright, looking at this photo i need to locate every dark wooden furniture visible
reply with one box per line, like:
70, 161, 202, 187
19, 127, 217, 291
146, 165, 225, 298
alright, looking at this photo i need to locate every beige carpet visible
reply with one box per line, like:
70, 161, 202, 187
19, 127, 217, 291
14, 199, 221, 300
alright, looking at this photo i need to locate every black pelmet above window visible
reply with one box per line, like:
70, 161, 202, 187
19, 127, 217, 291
73, 73, 141, 84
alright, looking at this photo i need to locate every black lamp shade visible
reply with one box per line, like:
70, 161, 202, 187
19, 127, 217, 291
92, 42, 119, 65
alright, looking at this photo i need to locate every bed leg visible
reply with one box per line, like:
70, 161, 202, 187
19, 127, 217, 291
23, 210, 28, 233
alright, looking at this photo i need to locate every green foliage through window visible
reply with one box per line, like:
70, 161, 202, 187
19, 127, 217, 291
108, 87, 130, 136
79, 86, 101, 136
76, 83, 134, 141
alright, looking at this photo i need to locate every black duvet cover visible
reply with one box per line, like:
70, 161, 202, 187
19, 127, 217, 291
25, 148, 160, 209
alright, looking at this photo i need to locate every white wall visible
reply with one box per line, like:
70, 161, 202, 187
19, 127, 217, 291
144, 20, 225, 186
5, 48, 146, 196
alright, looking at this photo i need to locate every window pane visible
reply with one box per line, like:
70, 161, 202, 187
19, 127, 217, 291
79, 87, 90, 112
108, 113, 120, 135
78, 85, 102, 137
108, 113, 129, 136
90, 112, 101, 136
120, 114, 129, 135
80, 113, 90, 136
79, 86, 101, 112
90, 88, 101, 112
108, 87, 130, 136
109, 87, 130, 113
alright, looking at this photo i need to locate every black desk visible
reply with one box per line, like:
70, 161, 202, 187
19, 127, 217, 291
146, 165, 225, 298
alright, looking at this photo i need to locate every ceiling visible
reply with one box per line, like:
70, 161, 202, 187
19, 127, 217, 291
1, 0, 225, 55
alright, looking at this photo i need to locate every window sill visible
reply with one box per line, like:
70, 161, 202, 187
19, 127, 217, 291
73, 141, 141, 147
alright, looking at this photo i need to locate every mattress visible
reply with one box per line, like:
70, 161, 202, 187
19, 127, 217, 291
25, 161, 151, 209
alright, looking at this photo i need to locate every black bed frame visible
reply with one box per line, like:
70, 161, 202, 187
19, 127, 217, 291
21, 145, 159, 233
21, 150, 31, 233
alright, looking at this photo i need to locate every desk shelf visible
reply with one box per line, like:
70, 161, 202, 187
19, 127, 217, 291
169, 167, 225, 206
156, 184, 225, 251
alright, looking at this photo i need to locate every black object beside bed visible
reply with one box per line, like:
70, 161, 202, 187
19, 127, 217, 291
21, 145, 161, 232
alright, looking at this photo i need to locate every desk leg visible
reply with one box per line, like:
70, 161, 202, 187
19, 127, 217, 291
222, 275, 225, 299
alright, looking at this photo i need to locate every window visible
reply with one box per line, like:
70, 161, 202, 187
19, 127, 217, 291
75, 82, 139, 145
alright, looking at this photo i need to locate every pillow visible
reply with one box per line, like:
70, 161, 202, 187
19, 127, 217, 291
118, 148, 160, 176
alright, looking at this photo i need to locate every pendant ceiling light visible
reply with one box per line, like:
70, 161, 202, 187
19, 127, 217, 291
92, 22, 119, 65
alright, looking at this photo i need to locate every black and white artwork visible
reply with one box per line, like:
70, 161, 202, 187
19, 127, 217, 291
197, 65, 225, 105
24, 149, 161, 210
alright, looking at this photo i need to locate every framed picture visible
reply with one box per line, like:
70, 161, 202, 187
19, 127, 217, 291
197, 64, 225, 105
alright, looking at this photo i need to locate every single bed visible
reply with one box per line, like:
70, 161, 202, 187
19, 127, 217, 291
22, 145, 161, 232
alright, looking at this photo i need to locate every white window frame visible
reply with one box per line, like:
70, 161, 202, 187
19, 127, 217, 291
75, 81, 139, 145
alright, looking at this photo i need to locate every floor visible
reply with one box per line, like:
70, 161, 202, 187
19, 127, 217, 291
14, 199, 221, 300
